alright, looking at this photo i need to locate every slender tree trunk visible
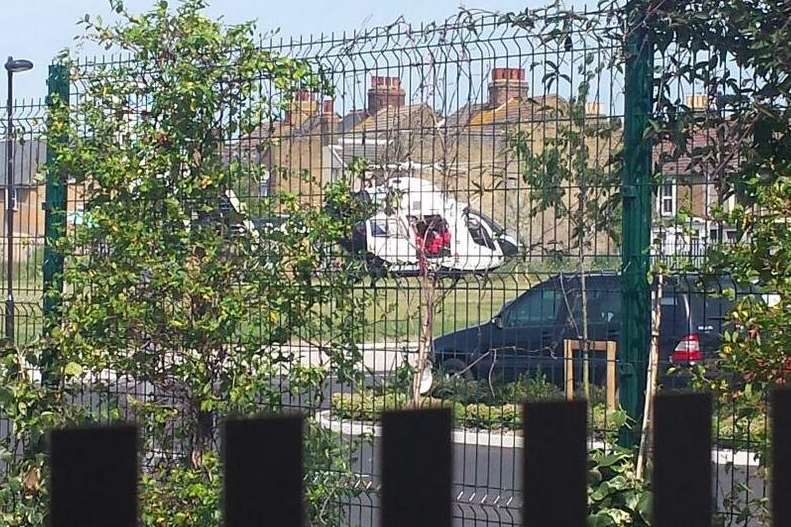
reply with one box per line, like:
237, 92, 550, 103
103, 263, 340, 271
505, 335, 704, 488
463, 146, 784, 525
191, 406, 214, 468
637, 272, 663, 480
412, 264, 435, 405
576, 181, 591, 400
580, 260, 590, 399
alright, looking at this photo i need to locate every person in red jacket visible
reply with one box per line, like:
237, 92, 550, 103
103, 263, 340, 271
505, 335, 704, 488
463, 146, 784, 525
424, 222, 451, 257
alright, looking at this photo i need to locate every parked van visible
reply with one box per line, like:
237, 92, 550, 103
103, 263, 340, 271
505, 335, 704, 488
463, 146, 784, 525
431, 273, 759, 385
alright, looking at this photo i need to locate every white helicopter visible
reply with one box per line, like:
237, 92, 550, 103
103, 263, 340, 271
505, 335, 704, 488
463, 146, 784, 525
344, 176, 519, 276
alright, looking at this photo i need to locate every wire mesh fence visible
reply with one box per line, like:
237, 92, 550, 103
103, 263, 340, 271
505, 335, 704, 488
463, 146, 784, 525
0, 3, 778, 526
0, 98, 48, 346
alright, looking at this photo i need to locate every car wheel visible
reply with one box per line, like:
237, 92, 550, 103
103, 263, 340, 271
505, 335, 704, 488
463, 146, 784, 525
438, 358, 474, 381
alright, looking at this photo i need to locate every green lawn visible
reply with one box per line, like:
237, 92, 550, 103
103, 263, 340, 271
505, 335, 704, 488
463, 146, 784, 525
1, 250, 557, 347
0, 244, 46, 346
359, 274, 543, 342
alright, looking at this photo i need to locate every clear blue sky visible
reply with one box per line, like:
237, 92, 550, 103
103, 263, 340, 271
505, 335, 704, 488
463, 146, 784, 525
1, 0, 585, 101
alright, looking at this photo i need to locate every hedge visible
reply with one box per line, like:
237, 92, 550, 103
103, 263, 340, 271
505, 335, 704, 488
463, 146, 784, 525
330, 391, 621, 434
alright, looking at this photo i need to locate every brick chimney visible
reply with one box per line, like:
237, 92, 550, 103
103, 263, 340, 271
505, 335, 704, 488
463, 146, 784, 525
284, 89, 318, 126
368, 76, 405, 115
585, 102, 602, 115
321, 99, 335, 116
488, 68, 529, 108
319, 99, 340, 146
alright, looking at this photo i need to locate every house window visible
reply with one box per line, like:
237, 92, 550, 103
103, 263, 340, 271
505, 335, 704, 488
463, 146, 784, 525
658, 180, 676, 217
709, 228, 738, 244
9, 188, 27, 211
259, 171, 271, 197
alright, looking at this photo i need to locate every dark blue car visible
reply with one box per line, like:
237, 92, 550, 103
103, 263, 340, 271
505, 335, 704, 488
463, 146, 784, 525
431, 273, 754, 384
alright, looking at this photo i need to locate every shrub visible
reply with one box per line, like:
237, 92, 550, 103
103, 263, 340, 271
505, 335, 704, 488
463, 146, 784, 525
430, 372, 564, 406
587, 448, 651, 527
330, 391, 621, 436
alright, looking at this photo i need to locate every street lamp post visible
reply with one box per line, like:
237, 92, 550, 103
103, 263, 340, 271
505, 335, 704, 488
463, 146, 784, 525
4, 57, 33, 344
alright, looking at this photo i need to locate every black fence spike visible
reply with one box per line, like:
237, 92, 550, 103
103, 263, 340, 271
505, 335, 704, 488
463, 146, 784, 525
224, 415, 304, 527
381, 407, 452, 527
772, 388, 791, 526
50, 425, 138, 527
653, 392, 712, 527
523, 399, 588, 527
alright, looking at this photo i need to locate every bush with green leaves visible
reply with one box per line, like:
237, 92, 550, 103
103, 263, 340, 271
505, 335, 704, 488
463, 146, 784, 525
644, 0, 791, 396
587, 448, 651, 527
2, 1, 371, 526
640, 0, 789, 521
330, 388, 624, 437
430, 372, 564, 405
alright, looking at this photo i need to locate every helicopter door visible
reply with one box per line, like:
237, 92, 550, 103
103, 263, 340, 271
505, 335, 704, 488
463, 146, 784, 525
463, 210, 504, 270
411, 215, 451, 259
368, 215, 414, 264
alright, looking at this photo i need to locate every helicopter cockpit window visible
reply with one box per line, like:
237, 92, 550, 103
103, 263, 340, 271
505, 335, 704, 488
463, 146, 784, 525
371, 218, 408, 238
371, 219, 389, 237
466, 213, 497, 250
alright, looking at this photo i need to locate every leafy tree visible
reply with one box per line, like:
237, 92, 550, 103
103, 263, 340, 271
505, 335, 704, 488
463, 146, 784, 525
648, 0, 791, 400
510, 73, 622, 397
646, 0, 790, 522
3, 1, 372, 525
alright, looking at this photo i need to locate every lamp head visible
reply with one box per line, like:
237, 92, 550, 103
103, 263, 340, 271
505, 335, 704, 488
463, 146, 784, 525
5, 58, 33, 74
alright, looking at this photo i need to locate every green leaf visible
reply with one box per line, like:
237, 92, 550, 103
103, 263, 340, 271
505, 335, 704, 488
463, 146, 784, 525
64, 362, 83, 377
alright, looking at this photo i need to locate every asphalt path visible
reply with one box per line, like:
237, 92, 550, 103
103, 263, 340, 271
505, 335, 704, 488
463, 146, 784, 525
335, 429, 766, 527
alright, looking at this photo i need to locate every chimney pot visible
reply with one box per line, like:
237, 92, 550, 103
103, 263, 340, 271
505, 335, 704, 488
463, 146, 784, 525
285, 90, 318, 126
488, 67, 529, 108
585, 102, 602, 115
368, 75, 405, 115
686, 94, 709, 111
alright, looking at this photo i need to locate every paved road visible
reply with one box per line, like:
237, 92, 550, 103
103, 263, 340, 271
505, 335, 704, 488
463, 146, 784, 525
290, 342, 418, 372
336, 435, 766, 527
322, 411, 767, 527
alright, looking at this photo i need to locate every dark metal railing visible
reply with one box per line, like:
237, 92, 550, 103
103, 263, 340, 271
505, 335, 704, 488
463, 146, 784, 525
49, 390, 791, 527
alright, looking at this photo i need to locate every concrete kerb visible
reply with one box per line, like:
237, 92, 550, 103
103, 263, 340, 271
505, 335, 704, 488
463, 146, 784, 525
314, 410, 761, 467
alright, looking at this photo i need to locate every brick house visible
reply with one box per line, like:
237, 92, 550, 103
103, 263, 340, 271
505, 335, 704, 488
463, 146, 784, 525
240, 69, 729, 260
0, 139, 87, 261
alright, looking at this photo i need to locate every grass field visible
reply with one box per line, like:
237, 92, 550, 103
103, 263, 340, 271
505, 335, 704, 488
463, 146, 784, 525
0, 246, 572, 347
359, 274, 545, 342
0, 243, 46, 347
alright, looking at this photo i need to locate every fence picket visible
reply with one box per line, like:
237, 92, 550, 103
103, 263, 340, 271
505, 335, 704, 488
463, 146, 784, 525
653, 392, 712, 527
44, 394, 771, 526
381, 407, 452, 527
523, 399, 587, 527
772, 388, 791, 526
50, 425, 138, 527
224, 415, 304, 527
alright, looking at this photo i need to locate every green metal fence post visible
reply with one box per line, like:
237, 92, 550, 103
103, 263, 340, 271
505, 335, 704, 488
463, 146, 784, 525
43, 64, 69, 339
620, 2, 654, 448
